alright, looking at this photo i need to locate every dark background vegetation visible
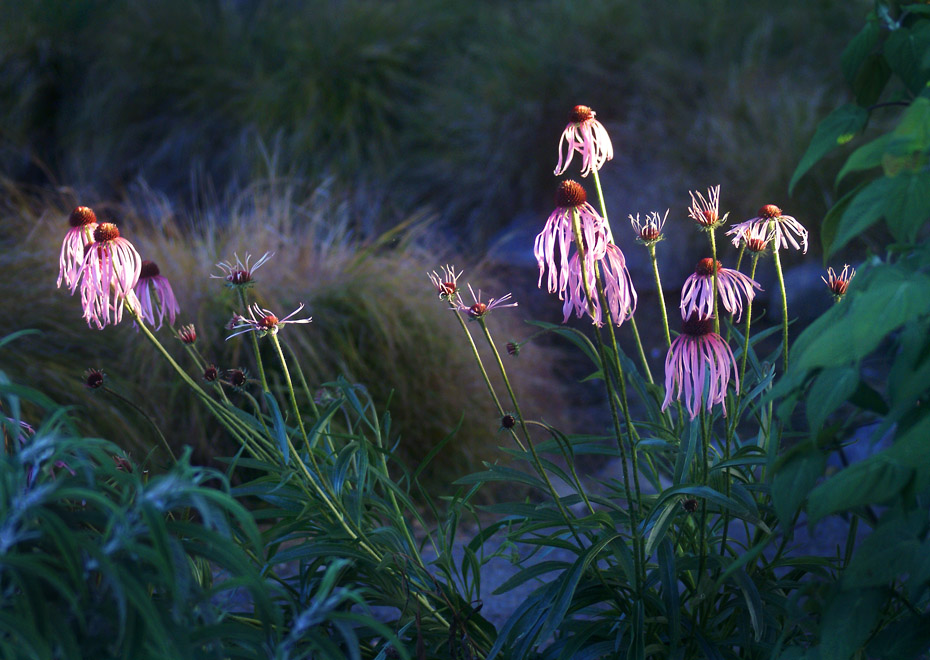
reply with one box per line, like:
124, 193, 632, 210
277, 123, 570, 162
0, 0, 870, 484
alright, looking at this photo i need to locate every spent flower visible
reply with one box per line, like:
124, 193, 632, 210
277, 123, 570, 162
226, 303, 312, 340
823, 264, 856, 300
630, 210, 668, 245
680, 258, 761, 322
454, 284, 518, 320
212, 252, 273, 288
428, 265, 464, 302
727, 204, 808, 253
554, 105, 614, 177
177, 324, 197, 345
688, 185, 728, 230
134, 260, 180, 329
662, 314, 739, 419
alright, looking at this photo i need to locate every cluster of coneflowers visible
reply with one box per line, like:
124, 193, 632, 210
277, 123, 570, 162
56, 208, 311, 397
432, 105, 858, 422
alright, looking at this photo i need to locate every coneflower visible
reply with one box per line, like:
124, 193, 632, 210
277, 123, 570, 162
554, 105, 614, 177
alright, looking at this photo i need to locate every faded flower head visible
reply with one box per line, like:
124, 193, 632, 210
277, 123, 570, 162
227, 368, 247, 389
428, 264, 464, 302
454, 283, 518, 320
134, 260, 180, 329
823, 265, 856, 300
680, 258, 761, 322
688, 185, 727, 230
630, 210, 668, 245
226, 303, 312, 340
554, 105, 614, 177
727, 204, 808, 253
662, 314, 739, 419
740, 222, 777, 254
58, 206, 99, 289
535, 180, 611, 305
203, 364, 219, 382
212, 252, 273, 288
83, 368, 105, 389
71, 222, 142, 329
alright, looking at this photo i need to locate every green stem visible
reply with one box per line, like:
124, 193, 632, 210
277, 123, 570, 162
628, 317, 653, 384
269, 333, 310, 451
709, 229, 720, 335
772, 243, 790, 372
648, 244, 671, 350
237, 288, 270, 392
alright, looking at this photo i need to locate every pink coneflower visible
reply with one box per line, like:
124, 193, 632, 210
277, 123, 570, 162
629, 210, 668, 245
823, 265, 856, 300
739, 222, 777, 254
454, 283, 518, 320
688, 185, 727, 230
226, 303, 312, 340
58, 206, 99, 289
662, 315, 739, 419
564, 243, 637, 326
212, 252, 273, 288
428, 264, 464, 302
680, 258, 761, 322
554, 105, 614, 177
72, 222, 142, 329
727, 204, 808, 253
535, 180, 611, 303
133, 260, 180, 329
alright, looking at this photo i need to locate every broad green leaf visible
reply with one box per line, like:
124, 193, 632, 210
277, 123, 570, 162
820, 588, 884, 659
806, 366, 859, 430
836, 133, 891, 184
844, 511, 923, 588
790, 104, 868, 194
830, 176, 894, 253
841, 19, 880, 89
884, 22, 930, 94
772, 448, 825, 527
866, 613, 930, 660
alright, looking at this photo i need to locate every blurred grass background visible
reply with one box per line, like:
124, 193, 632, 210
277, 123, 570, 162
0, 0, 870, 484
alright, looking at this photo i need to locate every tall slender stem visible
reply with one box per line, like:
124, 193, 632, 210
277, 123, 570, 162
628, 317, 653, 384
709, 229, 720, 335
269, 334, 310, 451
237, 289, 270, 392
772, 244, 790, 372
102, 386, 177, 463
648, 244, 671, 350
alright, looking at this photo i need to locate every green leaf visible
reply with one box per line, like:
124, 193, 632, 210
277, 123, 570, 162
820, 588, 884, 659
807, 413, 930, 521
830, 176, 894, 254
790, 104, 868, 194
806, 366, 859, 430
841, 19, 880, 89
772, 447, 825, 527
836, 133, 891, 184
884, 21, 930, 94
844, 511, 922, 589
264, 392, 289, 464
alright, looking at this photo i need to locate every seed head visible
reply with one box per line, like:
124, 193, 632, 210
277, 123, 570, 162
469, 302, 488, 318
501, 414, 516, 429
228, 369, 247, 388
203, 364, 218, 382
83, 368, 105, 389
69, 206, 97, 228
823, 265, 856, 300
506, 341, 520, 357
682, 498, 699, 513
555, 180, 587, 207
681, 314, 714, 337
139, 260, 161, 279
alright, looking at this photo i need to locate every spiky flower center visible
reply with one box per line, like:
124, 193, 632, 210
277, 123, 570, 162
501, 414, 516, 429
640, 226, 661, 241
69, 206, 97, 228
93, 222, 120, 243
439, 282, 456, 297
259, 314, 278, 329
556, 180, 587, 207
682, 498, 699, 513
469, 302, 487, 318
569, 105, 595, 123
203, 365, 218, 382
829, 279, 849, 296
759, 204, 782, 219
747, 236, 769, 253
682, 315, 714, 337
139, 260, 160, 279
695, 258, 721, 276
227, 270, 251, 285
